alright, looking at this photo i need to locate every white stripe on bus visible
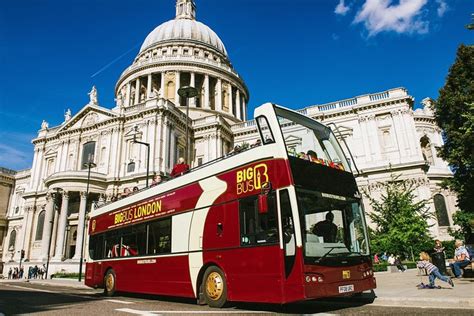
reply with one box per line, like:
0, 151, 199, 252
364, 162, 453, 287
188, 176, 227, 297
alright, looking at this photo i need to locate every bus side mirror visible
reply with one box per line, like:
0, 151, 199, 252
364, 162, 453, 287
258, 194, 268, 214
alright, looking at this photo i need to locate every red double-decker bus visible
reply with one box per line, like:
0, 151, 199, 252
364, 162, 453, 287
85, 103, 376, 307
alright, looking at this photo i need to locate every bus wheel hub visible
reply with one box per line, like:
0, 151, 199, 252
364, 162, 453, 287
206, 272, 223, 300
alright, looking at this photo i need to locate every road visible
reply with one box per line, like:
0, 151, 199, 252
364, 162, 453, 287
0, 281, 472, 315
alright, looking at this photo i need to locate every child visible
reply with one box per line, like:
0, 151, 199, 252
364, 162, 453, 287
417, 252, 454, 288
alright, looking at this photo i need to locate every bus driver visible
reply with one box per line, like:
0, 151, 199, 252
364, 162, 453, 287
312, 211, 337, 243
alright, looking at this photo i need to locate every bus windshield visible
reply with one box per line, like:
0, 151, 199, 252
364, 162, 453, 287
273, 107, 351, 172
296, 188, 369, 264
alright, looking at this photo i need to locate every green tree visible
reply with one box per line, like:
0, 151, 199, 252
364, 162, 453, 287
435, 44, 474, 240
365, 175, 433, 258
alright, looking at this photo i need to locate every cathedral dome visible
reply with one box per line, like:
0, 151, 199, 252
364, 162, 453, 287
139, 1, 227, 56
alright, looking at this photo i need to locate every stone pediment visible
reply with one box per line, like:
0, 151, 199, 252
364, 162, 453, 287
56, 105, 118, 133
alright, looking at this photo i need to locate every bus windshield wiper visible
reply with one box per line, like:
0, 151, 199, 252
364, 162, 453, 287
315, 246, 348, 263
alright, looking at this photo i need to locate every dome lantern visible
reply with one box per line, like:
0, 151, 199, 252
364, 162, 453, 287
176, 0, 196, 20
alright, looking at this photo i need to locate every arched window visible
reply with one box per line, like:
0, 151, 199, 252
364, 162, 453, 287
420, 136, 434, 165
35, 210, 45, 241
8, 230, 16, 251
434, 194, 450, 226
81, 141, 96, 169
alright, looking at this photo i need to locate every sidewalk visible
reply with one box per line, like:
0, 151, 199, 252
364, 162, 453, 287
0, 277, 89, 290
368, 269, 474, 309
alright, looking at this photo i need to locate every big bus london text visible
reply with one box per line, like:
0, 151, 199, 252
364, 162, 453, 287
85, 103, 376, 307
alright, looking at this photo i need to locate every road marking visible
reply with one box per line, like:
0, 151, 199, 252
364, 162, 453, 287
4, 284, 58, 293
116, 308, 270, 315
106, 299, 135, 304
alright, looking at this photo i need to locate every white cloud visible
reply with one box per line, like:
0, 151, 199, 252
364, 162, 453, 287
335, 0, 350, 16
436, 0, 448, 17
353, 0, 429, 37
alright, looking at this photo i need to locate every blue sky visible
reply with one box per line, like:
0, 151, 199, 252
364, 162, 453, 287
0, 0, 472, 170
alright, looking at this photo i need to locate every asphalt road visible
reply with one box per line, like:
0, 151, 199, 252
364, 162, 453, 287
0, 282, 472, 315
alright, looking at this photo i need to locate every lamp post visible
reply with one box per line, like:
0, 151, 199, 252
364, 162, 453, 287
177, 86, 198, 164
132, 125, 151, 187
78, 155, 96, 282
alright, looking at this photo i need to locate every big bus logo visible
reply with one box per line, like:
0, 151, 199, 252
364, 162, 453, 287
236, 163, 269, 195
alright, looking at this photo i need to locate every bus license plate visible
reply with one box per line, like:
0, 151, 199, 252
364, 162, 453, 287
338, 285, 354, 293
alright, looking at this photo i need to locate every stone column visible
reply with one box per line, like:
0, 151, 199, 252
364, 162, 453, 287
160, 72, 166, 98
40, 193, 55, 261
53, 191, 69, 261
242, 99, 247, 121
147, 74, 152, 99
236, 90, 241, 120
228, 84, 233, 115
204, 74, 210, 109
216, 78, 222, 112
175, 71, 181, 106
125, 83, 131, 107
190, 72, 196, 107
135, 78, 140, 105
73, 191, 87, 260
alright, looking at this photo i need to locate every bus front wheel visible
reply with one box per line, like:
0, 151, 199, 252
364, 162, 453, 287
104, 269, 116, 297
202, 266, 227, 308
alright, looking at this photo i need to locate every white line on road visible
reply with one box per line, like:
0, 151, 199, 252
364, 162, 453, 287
4, 284, 58, 293
106, 299, 135, 304
116, 308, 271, 315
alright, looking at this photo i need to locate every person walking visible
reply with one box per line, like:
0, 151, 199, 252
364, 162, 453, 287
8, 267, 12, 279
449, 239, 471, 278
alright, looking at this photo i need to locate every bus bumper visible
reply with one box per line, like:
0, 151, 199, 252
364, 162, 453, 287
304, 276, 376, 299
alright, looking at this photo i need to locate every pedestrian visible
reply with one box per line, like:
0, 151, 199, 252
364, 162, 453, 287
432, 239, 447, 275
394, 255, 406, 272
33, 265, 38, 279
381, 252, 388, 261
374, 253, 380, 264
28, 266, 33, 279
19, 267, 24, 279
8, 267, 12, 279
388, 254, 396, 265
417, 252, 454, 288
449, 239, 471, 278
171, 157, 190, 177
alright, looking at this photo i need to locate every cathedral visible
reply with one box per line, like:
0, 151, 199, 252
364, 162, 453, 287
1, 0, 457, 275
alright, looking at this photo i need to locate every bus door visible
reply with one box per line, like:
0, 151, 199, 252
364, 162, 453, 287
278, 189, 301, 302
228, 192, 282, 302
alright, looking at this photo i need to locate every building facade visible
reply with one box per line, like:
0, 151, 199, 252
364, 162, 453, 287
1, 0, 457, 276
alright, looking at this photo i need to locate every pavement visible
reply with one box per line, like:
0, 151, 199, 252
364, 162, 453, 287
1, 268, 473, 310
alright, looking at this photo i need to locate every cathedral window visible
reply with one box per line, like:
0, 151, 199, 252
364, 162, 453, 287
172, 49, 178, 56
35, 210, 45, 241
183, 49, 189, 55
81, 141, 96, 169
434, 194, 450, 227
8, 230, 16, 251
127, 162, 136, 173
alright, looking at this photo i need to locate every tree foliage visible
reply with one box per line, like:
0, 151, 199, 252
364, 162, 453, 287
365, 175, 434, 258
435, 44, 474, 239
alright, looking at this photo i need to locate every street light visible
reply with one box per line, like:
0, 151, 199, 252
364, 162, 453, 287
178, 86, 198, 164
132, 126, 151, 188
78, 155, 96, 282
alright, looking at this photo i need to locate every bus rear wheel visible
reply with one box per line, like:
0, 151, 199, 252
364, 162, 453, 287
104, 269, 116, 297
202, 266, 227, 308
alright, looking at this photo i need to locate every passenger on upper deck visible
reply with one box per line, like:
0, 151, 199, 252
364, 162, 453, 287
151, 173, 163, 187
171, 157, 190, 178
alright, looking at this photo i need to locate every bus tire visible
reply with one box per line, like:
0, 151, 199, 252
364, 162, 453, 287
104, 269, 116, 297
202, 266, 227, 308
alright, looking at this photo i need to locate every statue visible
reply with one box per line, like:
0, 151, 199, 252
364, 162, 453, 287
88, 86, 98, 105
41, 120, 49, 129
115, 93, 124, 107
64, 108, 72, 121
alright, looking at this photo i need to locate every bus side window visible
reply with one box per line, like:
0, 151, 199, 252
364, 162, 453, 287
148, 218, 171, 254
89, 234, 104, 260
134, 224, 147, 256
239, 193, 278, 246
121, 228, 138, 257
105, 231, 120, 258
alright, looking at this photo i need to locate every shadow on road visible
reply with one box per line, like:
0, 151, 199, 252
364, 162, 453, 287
0, 288, 101, 315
